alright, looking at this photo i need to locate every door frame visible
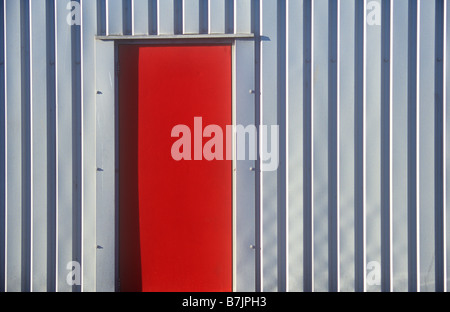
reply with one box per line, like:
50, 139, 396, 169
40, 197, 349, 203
95, 35, 256, 292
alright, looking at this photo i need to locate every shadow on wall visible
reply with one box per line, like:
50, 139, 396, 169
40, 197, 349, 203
119, 45, 142, 292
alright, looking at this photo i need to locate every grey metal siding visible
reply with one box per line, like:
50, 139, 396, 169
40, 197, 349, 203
0, 0, 449, 292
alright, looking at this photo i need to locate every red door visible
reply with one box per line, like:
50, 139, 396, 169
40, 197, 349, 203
119, 45, 232, 292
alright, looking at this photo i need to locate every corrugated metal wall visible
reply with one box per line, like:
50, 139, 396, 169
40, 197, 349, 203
0, 0, 449, 292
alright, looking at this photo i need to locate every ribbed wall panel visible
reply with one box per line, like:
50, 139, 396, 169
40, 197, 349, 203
0, 0, 449, 292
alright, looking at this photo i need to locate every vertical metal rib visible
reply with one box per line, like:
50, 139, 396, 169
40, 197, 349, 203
132, 0, 148, 35
97, 0, 106, 36
199, 0, 208, 34
174, 0, 183, 34
260, 0, 279, 291
354, 0, 366, 292
45, 0, 56, 292
20, 0, 31, 292
5, 0, 24, 292
208, 0, 225, 34
225, 0, 233, 34
157, 0, 174, 35
407, 0, 420, 292
434, 0, 447, 293
106, 0, 123, 36
328, 0, 340, 293
443, 0, 449, 293
71, 0, 82, 293
123, 0, 132, 35
80, 0, 97, 292
149, 0, 157, 35
381, 0, 393, 292
30, 0, 50, 292
0, 0, 5, 293
277, 0, 287, 293
253, 0, 262, 293
303, 0, 314, 293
